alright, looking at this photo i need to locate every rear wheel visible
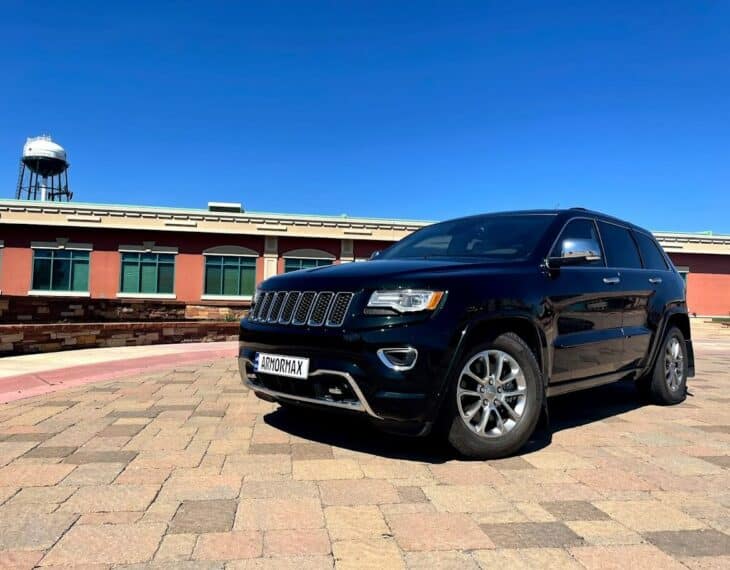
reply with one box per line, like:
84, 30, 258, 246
637, 326, 687, 405
446, 333, 543, 459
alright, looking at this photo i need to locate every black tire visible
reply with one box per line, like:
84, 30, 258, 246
446, 333, 544, 459
637, 326, 688, 405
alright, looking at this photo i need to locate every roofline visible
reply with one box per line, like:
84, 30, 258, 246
0, 199, 728, 253
0, 199, 432, 226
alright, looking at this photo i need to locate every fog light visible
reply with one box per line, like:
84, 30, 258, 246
377, 347, 418, 371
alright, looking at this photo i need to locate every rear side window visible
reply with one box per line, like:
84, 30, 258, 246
634, 232, 669, 270
597, 221, 642, 269
550, 219, 603, 266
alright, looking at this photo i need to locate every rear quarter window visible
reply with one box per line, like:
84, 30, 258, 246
634, 231, 669, 270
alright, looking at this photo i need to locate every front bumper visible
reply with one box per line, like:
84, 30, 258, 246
238, 319, 455, 427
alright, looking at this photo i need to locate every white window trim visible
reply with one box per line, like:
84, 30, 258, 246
201, 294, 253, 302
203, 253, 258, 258
31, 240, 92, 251
116, 292, 176, 300
29, 290, 91, 298
119, 244, 178, 254
282, 248, 336, 260
203, 245, 259, 257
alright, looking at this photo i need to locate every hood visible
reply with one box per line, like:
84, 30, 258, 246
262, 258, 517, 291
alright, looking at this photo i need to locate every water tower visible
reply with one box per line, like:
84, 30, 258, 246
15, 135, 72, 201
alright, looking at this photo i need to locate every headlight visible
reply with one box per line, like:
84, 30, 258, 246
367, 289, 445, 314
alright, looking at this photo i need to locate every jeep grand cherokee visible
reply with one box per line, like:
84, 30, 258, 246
239, 208, 694, 458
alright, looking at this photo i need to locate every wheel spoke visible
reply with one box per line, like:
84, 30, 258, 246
494, 353, 504, 384
501, 399, 521, 421
494, 409, 506, 434
498, 370, 518, 386
465, 401, 481, 420
477, 406, 490, 433
459, 389, 482, 398
479, 353, 490, 379
464, 370, 486, 385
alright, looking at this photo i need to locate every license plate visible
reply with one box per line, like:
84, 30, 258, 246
254, 353, 309, 380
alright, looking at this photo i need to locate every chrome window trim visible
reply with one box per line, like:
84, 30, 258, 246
595, 219, 644, 270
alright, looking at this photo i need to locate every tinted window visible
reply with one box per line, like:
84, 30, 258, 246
550, 219, 602, 266
634, 232, 668, 270
381, 214, 556, 261
597, 221, 642, 269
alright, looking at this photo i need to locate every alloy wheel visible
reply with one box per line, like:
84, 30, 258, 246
456, 349, 527, 438
665, 336, 684, 392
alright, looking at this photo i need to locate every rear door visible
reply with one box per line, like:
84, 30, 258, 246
626, 230, 675, 369
596, 220, 650, 372
548, 218, 626, 384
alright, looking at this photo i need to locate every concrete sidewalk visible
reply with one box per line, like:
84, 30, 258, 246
0, 341, 237, 404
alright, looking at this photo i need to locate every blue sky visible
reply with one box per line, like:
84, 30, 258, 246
1, 1, 728, 232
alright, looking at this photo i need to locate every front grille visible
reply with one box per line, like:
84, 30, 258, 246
249, 290, 353, 328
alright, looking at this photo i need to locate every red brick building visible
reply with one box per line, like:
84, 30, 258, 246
1, 199, 729, 316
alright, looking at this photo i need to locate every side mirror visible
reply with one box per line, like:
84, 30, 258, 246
369, 250, 381, 261
547, 238, 602, 267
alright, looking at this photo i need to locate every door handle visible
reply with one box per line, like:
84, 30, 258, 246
648, 277, 662, 284
603, 276, 620, 284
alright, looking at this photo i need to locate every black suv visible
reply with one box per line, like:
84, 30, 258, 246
239, 209, 694, 458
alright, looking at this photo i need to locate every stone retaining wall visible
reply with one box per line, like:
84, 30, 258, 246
0, 295, 248, 324
0, 321, 240, 355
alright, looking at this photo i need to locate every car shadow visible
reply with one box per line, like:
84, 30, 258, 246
262, 379, 650, 463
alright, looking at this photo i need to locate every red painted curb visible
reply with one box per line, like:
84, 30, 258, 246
0, 345, 237, 404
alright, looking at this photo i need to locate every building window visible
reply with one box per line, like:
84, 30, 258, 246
32, 249, 90, 292
284, 258, 333, 273
120, 252, 175, 295
204, 255, 256, 297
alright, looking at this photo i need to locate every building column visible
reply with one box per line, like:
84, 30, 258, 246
340, 239, 354, 264
263, 236, 279, 279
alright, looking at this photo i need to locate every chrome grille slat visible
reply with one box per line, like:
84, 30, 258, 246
256, 292, 274, 322
279, 291, 300, 324
267, 291, 287, 322
326, 292, 354, 327
308, 292, 334, 326
292, 291, 317, 325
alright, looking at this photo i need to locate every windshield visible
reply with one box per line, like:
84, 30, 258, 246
380, 214, 556, 261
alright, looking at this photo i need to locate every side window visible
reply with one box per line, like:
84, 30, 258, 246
634, 232, 668, 270
550, 219, 603, 266
597, 221, 642, 269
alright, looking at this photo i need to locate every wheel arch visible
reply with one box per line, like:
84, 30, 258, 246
645, 309, 694, 378
445, 314, 548, 389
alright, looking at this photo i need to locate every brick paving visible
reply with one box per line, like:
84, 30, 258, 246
0, 332, 728, 568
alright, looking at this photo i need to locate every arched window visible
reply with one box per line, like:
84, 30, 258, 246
282, 248, 335, 273
202, 246, 258, 299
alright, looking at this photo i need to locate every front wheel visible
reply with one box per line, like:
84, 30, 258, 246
637, 326, 688, 405
446, 333, 544, 459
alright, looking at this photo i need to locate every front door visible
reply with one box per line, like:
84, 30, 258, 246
547, 218, 626, 384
